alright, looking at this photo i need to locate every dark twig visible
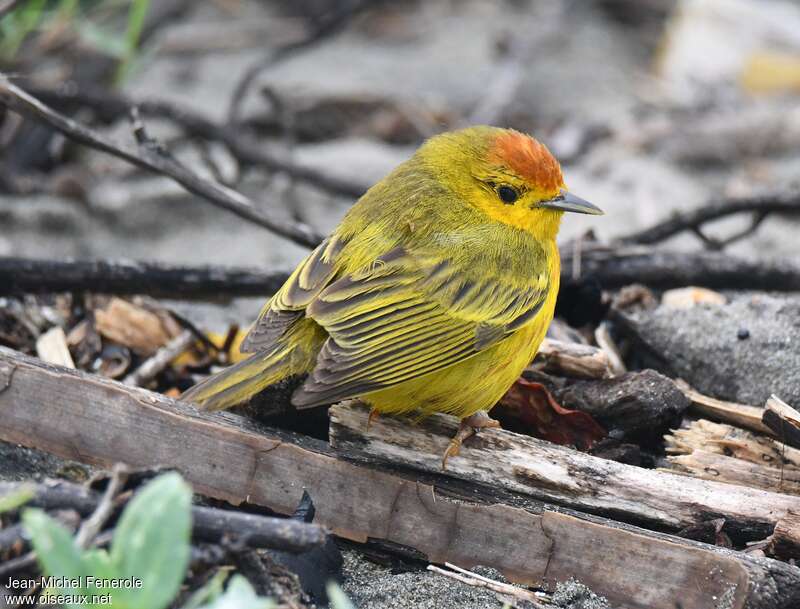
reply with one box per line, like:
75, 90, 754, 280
562, 245, 800, 291
617, 190, 800, 248
0, 74, 323, 248
0, 257, 289, 298
4, 245, 800, 303
0, 480, 328, 554
23, 82, 368, 199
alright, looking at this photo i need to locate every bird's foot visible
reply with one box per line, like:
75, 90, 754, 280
367, 407, 380, 431
441, 411, 501, 470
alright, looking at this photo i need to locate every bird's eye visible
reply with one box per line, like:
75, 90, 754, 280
497, 185, 518, 204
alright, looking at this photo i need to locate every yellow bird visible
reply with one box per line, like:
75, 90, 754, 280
182, 126, 602, 466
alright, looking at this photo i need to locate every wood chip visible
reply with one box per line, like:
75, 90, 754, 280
533, 338, 612, 379
35, 326, 75, 369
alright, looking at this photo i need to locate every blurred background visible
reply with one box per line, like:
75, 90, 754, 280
2, 0, 800, 324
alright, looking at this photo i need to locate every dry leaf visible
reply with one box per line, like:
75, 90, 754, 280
498, 378, 606, 450
94, 297, 178, 355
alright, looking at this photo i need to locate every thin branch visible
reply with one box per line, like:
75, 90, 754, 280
617, 189, 800, 247
123, 330, 194, 387
0, 74, 323, 248
0, 479, 328, 554
428, 564, 548, 609
23, 81, 369, 199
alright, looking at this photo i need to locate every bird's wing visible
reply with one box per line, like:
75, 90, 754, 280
240, 237, 344, 353
292, 246, 551, 406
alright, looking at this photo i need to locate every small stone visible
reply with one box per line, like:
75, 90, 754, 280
662, 286, 726, 309
737, 328, 750, 340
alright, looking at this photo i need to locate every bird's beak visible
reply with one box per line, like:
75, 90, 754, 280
539, 189, 604, 215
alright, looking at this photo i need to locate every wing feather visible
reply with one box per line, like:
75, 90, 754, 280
292, 247, 549, 407
240, 236, 343, 353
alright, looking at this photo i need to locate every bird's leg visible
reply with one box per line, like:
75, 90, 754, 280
367, 407, 380, 431
441, 410, 501, 470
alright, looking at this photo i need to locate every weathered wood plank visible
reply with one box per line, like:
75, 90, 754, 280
666, 449, 800, 495
329, 402, 796, 537
763, 395, 800, 449
1, 347, 799, 609
677, 381, 773, 435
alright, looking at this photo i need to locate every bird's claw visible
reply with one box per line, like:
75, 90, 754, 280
441, 411, 501, 470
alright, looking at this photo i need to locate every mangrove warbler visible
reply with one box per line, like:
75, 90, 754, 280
183, 126, 602, 466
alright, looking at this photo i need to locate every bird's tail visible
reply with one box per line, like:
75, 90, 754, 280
181, 344, 298, 411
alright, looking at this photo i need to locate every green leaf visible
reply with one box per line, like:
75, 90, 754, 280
81, 549, 118, 601
115, 0, 151, 84
327, 582, 356, 609
199, 576, 274, 609
0, 0, 47, 59
111, 472, 192, 609
22, 509, 90, 609
0, 484, 35, 513
181, 569, 231, 609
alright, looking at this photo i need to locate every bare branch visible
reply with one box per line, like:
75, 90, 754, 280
123, 330, 194, 387
617, 189, 800, 247
0, 74, 324, 248
428, 564, 547, 609
23, 81, 369, 199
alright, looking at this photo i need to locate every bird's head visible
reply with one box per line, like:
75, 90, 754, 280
418, 126, 602, 240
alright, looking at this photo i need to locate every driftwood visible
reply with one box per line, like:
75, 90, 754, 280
329, 402, 796, 538
770, 511, 800, 561
0, 348, 798, 608
0, 480, 327, 554
677, 381, 773, 435
666, 450, 800, 496
763, 396, 800, 449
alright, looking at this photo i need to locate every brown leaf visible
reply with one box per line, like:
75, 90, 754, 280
498, 378, 606, 450
94, 297, 177, 355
